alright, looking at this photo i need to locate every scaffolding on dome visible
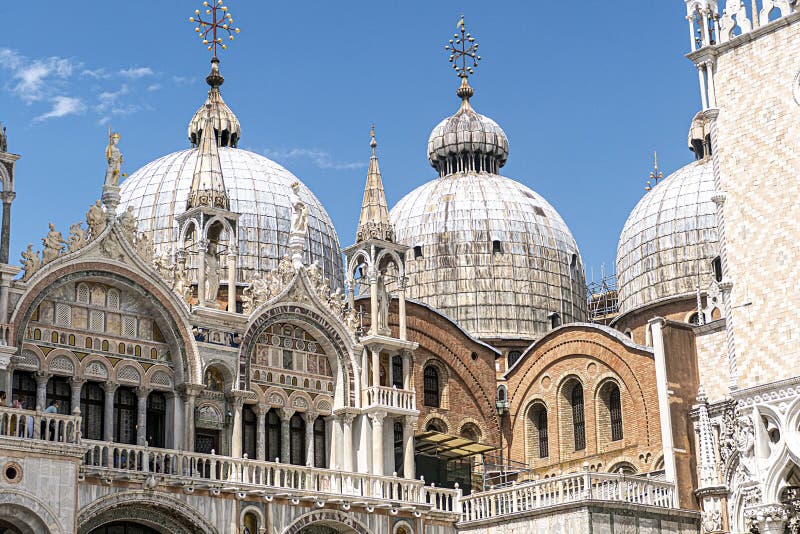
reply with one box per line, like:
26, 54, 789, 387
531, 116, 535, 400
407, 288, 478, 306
587, 266, 619, 326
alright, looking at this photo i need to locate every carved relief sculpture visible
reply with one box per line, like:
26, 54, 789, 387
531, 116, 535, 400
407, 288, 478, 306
67, 223, 89, 253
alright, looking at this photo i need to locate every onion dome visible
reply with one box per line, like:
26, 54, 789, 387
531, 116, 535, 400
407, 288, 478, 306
391, 75, 585, 341
427, 77, 509, 176
187, 59, 241, 148
616, 157, 718, 315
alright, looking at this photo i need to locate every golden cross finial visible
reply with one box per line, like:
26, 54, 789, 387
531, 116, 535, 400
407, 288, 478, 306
645, 150, 663, 191
370, 123, 377, 152
445, 15, 481, 79
189, 1, 240, 59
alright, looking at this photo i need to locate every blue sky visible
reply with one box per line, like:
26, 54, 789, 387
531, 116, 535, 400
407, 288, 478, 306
0, 1, 700, 284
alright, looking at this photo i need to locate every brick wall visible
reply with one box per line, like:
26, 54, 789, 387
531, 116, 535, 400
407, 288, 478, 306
504, 325, 663, 477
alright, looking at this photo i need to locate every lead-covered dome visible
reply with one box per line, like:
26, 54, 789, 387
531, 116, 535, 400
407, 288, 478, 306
390, 78, 586, 341
616, 158, 718, 315
119, 147, 343, 288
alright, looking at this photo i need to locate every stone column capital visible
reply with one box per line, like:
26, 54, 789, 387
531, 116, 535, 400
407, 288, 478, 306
69, 377, 86, 387
277, 407, 295, 421
255, 403, 269, 416
34, 370, 51, 384
102, 382, 119, 394
369, 410, 387, 425
135, 386, 151, 397
303, 411, 318, 424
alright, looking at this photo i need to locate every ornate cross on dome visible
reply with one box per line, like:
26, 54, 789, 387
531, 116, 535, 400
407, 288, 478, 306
645, 151, 663, 192
445, 15, 481, 79
189, 0, 240, 59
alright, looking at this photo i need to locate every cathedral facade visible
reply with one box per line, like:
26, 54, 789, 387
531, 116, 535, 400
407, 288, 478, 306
0, 2, 796, 533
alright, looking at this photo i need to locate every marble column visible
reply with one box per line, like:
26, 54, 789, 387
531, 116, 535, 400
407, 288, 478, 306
3, 368, 12, 404
370, 411, 387, 476
182, 385, 201, 451
227, 252, 237, 313
304, 411, 317, 467
196, 238, 207, 307
255, 404, 267, 461
341, 413, 354, 472
403, 415, 415, 479
136, 387, 150, 446
371, 347, 380, 388
229, 394, 244, 458
278, 408, 294, 463
0, 269, 13, 328
34, 371, 50, 411
398, 278, 407, 341
69, 378, 84, 415
369, 270, 378, 335
401, 350, 412, 390
0, 192, 14, 265
103, 383, 119, 442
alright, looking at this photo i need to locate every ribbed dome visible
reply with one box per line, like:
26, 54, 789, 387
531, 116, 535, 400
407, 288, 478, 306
118, 147, 343, 288
390, 172, 587, 341
427, 78, 509, 177
616, 158, 718, 315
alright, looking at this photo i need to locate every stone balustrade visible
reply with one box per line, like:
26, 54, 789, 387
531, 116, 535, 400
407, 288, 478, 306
363, 385, 417, 413
0, 405, 81, 444
460, 471, 676, 524
82, 440, 459, 515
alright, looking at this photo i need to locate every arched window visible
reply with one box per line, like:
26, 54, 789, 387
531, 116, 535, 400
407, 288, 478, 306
391, 355, 403, 388
265, 409, 282, 461
81, 382, 105, 441
113, 387, 137, 444
507, 351, 521, 368
537, 408, 549, 458
571, 383, 585, 451
46, 376, 71, 414
313, 418, 327, 468
423, 366, 440, 407
289, 413, 305, 465
609, 385, 623, 442
425, 418, 447, 433
242, 405, 256, 459
146, 391, 166, 448
527, 403, 549, 460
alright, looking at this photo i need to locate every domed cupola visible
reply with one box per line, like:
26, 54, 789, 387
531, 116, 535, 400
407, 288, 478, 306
390, 17, 587, 342
427, 77, 509, 176
187, 58, 242, 148
616, 114, 719, 316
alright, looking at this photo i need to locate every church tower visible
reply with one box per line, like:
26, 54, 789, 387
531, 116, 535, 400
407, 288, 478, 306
344, 127, 418, 478
0, 122, 20, 355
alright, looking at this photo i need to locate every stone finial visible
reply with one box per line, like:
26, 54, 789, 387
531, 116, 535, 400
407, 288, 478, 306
0, 122, 7, 153
355, 125, 394, 243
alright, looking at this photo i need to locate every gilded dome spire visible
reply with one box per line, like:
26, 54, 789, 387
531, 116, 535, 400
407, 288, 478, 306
356, 125, 394, 243
187, 1, 242, 148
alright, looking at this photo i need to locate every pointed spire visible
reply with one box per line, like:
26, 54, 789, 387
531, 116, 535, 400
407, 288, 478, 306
355, 125, 394, 243
187, 59, 241, 148
187, 104, 229, 210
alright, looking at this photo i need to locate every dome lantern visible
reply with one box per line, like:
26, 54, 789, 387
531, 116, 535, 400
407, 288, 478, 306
187, 59, 242, 148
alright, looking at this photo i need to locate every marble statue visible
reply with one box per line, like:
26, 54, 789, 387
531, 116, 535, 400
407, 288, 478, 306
67, 223, 89, 253
735, 415, 756, 477
204, 244, 221, 307
42, 223, 67, 264
104, 130, 123, 187
290, 182, 308, 234
20, 244, 40, 281
0, 123, 7, 153
376, 273, 390, 333
328, 287, 346, 316
173, 265, 192, 303
86, 200, 106, 238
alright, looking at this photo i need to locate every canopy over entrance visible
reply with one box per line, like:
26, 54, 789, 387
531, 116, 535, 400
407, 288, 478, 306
414, 430, 496, 460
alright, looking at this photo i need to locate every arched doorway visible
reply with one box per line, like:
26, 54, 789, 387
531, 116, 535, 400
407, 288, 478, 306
298, 527, 344, 534
283, 510, 372, 534
89, 522, 160, 534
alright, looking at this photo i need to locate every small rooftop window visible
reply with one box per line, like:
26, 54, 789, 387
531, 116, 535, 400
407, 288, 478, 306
413, 246, 423, 259
492, 240, 503, 254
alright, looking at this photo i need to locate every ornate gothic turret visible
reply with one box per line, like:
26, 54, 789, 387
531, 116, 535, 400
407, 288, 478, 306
355, 126, 394, 243
187, 105, 229, 210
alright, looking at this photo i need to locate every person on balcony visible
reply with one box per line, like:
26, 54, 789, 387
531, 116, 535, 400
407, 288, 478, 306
15, 395, 32, 438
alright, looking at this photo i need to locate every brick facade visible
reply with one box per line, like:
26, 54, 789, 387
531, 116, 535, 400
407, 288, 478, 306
504, 325, 663, 478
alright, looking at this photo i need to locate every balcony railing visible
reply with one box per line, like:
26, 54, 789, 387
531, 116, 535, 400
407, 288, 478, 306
460, 471, 677, 524
82, 440, 459, 515
0, 406, 82, 444
363, 385, 417, 413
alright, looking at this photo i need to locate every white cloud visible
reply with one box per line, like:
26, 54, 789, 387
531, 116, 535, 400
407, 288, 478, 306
82, 68, 110, 79
119, 67, 153, 79
34, 96, 85, 122
147, 83, 161, 92
0, 49, 78, 102
263, 148, 363, 171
